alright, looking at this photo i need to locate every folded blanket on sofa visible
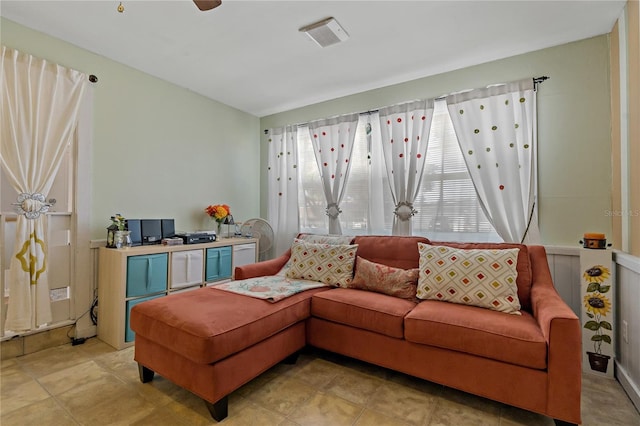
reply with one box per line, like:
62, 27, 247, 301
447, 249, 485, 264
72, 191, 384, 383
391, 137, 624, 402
214, 275, 328, 302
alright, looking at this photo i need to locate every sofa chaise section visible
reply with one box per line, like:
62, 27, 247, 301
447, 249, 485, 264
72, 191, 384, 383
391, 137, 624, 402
129, 286, 327, 420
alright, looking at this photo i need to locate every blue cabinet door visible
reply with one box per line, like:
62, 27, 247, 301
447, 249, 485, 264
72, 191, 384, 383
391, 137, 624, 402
126, 253, 168, 297
125, 294, 163, 342
205, 246, 232, 281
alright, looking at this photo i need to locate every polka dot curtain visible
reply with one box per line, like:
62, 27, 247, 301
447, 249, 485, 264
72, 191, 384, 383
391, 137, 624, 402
307, 114, 360, 235
378, 100, 435, 235
266, 126, 300, 256
445, 79, 538, 243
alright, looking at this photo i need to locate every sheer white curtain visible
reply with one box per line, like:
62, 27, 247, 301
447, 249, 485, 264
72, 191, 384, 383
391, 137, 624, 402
364, 114, 392, 234
378, 100, 435, 235
1, 46, 87, 331
307, 114, 359, 234
415, 100, 501, 242
266, 126, 299, 256
446, 79, 539, 243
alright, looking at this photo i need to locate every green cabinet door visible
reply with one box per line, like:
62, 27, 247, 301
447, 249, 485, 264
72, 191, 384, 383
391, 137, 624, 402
205, 246, 232, 281
125, 294, 163, 342
126, 253, 168, 297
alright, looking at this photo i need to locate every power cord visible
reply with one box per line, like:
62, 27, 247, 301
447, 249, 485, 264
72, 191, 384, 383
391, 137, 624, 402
90, 297, 98, 326
67, 296, 98, 346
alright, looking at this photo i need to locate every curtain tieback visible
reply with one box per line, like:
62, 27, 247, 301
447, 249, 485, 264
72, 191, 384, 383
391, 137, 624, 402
394, 202, 417, 221
12, 193, 52, 219
325, 203, 342, 219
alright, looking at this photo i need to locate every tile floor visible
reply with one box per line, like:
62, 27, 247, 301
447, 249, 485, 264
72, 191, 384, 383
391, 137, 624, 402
1, 337, 639, 425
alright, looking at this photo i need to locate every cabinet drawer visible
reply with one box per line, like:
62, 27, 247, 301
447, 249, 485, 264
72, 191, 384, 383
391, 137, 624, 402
233, 243, 256, 268
171, 250, 204, 288
126, 253, 168, 297
205, 246, 232, 281
125, 294, 163, 342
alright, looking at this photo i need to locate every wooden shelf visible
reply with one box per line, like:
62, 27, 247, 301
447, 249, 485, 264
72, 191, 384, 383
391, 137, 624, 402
97, 238, 258, 349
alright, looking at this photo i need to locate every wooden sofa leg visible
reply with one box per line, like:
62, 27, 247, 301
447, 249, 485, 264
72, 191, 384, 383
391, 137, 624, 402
282, 351, 300, 365
554, 420, 577, 426
205, 396, 228, 422
137, 364, 154, 383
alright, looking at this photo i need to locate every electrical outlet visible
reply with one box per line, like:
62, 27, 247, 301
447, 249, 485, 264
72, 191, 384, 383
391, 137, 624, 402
622, 320, 629, 344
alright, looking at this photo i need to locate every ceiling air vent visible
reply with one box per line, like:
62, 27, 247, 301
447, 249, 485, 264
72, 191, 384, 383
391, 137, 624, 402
299, 17, 349, 48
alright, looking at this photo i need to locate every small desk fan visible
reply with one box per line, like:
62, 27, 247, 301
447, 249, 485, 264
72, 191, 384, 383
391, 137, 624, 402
240, 218, 274, 261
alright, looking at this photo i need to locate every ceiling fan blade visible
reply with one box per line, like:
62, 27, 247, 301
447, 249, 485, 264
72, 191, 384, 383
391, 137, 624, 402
193, 0, 222, 11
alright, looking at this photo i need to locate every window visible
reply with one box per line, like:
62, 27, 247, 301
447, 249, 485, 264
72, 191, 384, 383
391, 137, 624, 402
298, 121, 392, 235
296, 101, 500, 241
297, 126, 327, 234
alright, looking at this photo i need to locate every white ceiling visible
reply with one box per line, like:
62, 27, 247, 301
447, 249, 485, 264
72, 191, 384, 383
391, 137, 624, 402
1, 0, 626, 117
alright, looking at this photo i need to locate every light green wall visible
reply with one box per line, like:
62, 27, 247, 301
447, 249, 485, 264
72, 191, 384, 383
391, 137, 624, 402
261, 35, 613, 246
1, 18, 261, 239
2, 15, 612, 246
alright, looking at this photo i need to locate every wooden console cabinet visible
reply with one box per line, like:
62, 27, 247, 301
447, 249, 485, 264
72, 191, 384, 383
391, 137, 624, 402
98, 238, 258, 349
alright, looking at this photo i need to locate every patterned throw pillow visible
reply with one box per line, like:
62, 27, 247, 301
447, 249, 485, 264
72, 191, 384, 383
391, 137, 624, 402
416, 243, 522, 314
349, 256, 419, 301
277, 234, 354, 276
285, 239, 357, 287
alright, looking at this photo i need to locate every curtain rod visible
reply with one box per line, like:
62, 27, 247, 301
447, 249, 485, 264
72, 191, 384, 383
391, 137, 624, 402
533, 75, 549, 91
89, 74, 98, 83
264, 75, 550, 134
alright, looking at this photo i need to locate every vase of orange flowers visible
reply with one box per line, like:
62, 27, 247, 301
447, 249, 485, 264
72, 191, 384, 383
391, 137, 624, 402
205, 204, 230, 237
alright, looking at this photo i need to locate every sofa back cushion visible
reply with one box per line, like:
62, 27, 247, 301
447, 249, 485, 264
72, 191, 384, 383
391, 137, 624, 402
429, 241, 532, 311
296, 233, 355, 245
353, 235, 430, 270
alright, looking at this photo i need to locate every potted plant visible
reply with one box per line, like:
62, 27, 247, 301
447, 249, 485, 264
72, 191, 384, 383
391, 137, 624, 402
108, 214, 131, 249
583, 265, 612, 373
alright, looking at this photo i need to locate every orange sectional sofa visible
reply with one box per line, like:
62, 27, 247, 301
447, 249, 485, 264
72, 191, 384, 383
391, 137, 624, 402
130, 235, 582, 425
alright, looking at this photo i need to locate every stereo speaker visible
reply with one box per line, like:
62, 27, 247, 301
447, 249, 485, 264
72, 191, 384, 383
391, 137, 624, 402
141, 219, 162, 245
161, 219, 175, 238
125, 219, 142, 246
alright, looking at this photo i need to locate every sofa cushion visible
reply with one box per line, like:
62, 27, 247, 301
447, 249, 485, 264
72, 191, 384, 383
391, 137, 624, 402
417, 243, 522, 314
405, 300, 547, 369
311, 288, 416, 339
349, 256, 418, 301
430, 241, 532, 311
297, 233, 355, 245
286, 239, 358, 287
277, 233, 355, 276
352, 235, 430, 269
130, 287, 326, 365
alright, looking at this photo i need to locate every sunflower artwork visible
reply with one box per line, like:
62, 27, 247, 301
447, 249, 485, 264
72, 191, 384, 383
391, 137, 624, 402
582, 264, 613, 374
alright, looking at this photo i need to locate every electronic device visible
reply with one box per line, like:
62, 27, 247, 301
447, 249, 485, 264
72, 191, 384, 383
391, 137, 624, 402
125, 219, 142, 246
175, 232, 216, 245
162, 237, 183, 246
141, 219, 162, 245
161, 219, 175, 238
125, 218, 176, 245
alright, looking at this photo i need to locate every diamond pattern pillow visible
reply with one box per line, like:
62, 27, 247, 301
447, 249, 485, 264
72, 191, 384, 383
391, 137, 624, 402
277, 234, 355, 276
285, 239, 357, 287
349, 256, 419, 301
417, 243, 522, 314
